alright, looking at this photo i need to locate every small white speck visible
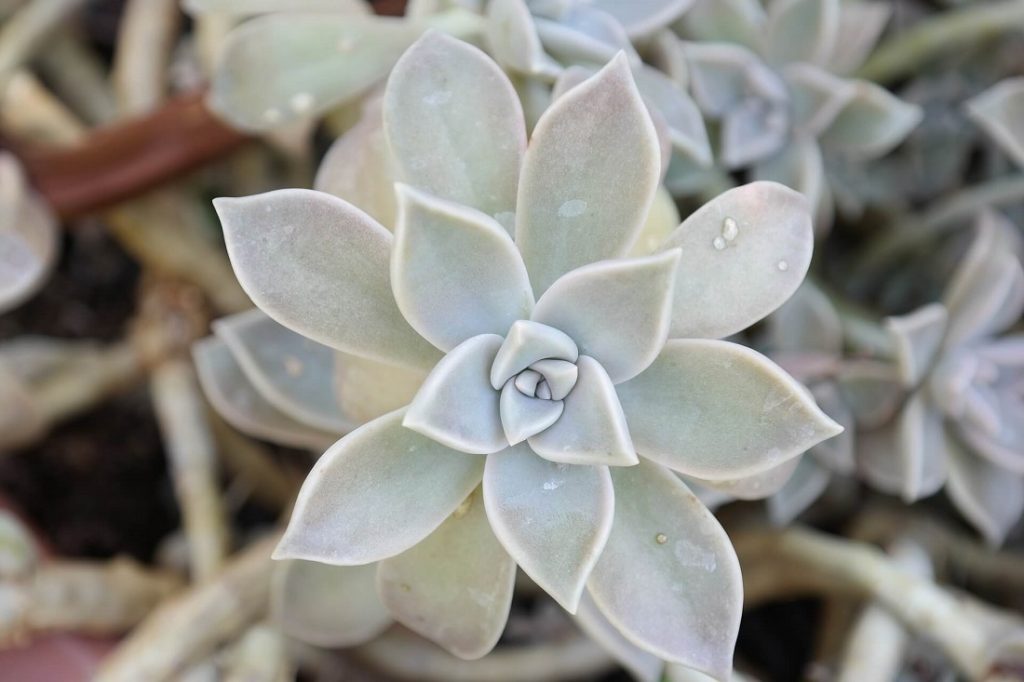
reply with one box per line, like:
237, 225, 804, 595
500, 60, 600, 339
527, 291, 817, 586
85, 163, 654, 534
722, 217, 738, 241
777, 259, 789, 272
290, 92, 315, 114
558, 199, 587, 218
423, 90, 452, 106
712, 236, 726, 251
262, 108, 282, 124
542, 479, 563, 491
655, 533, 668, 545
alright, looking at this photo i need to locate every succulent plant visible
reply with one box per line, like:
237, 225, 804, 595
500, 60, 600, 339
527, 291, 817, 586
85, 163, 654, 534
208, 33, 841, 678
967, 77, 1024, 169
670, 0, 922, 229
0, 152, 58, 315
859, 212, 1024, 544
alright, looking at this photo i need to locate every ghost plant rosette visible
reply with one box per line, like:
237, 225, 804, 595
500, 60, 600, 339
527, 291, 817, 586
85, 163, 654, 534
213, 34, 840, 678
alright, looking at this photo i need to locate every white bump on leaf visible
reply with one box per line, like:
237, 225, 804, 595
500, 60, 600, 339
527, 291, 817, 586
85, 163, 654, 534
660, 182, 814, 340
588, 461, 742, 680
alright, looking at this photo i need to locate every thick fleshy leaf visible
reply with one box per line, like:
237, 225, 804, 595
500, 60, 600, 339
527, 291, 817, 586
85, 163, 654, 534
683, 42, 768, 117
586, 0, 695, 39
0, 153, 58, 315
530, 358, 578, 399
588, 461, 742, 679
490, 320, 578, 388
660, 182, 813, 340
213, 309, 352, 433
782, 64, 856, 135
966, 78, 1024, 168
534, 5, 640, 67
391, 185, 533, 351
192, 337, 336, 450
631, 186, 682, 257
383, 31, 526, 224
767, 281, 842, 357
499, 381, 564, 444
377, 488, 515, 660
483, 445, 613, 612
634, 67, 711, 165
886, 303, 948, 388
826, 0, 891, 74
532, 251, 680, 383
766, 456, 831, 524
835, 359, 903, 429
857, 392, 947, 502
573, 592, 664, 682
209, 14, 424, 130
943, 212, 1024, 348
720, 97, 789, 168
516, 53, 661, 296
946, 435, 1024, 546
485, 0, 552, 76
314, 98, 397, 228
529, 356, 637, 466
404, 335, 506, 454
646, 30, 690, 89
618, 339, 843, 479
691, 456, 800, 501
274, 409, 485, 564
819, 81, 923, 159
763, 0, 839, 67
676, 0, 765, 49
333, 351, 425, 425
216, 190, 441, 370
271, 561, 391, 648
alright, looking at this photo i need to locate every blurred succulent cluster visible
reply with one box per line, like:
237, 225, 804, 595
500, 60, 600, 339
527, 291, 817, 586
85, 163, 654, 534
2, 0, 1024, 680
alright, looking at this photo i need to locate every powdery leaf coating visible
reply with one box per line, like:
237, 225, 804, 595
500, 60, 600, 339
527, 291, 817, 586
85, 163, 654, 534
213, 309, 353, 433
485, 0, 550, 75
314, 98, 398, 228
192, 337, 336, 450
617, 339, 843, 480
763, 0, 839, 67
886, 303, 948, 388
819, 81, 923, 159
588, 461, 742, 680
683, 42, 765, 117
404, 335, 507, 454
767, 281, 843, 357
384, 32, 526, 225
532, 251, 681, 383
210, 14, 422, 130
271, 560, 391, 648
586, 0, 695, 39
751, 138, 828, 234
720, 96, 789, 168
826, 0, 891, 74
573, 592, 664, 682
528, 356, 638, 466
377, 489, 516, 660
391, 185, 534, 352
632, 66, 713, 165
660, 182, 813, 340
516, 53, 661, 296
490, 320, 578, 388
835, 359, 904, 429
499, 381, 564, 444
483, 445, 613, 612
216, 189, 441, 371
945, 436, 1024, 546
678, 0, 765, 49
782, 63, 856, 136
966, 77, 1024, 168
0, 154, 58, 316
274, 409, 484, 564
690, 456, 800, 501
534, 6, 639, 67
